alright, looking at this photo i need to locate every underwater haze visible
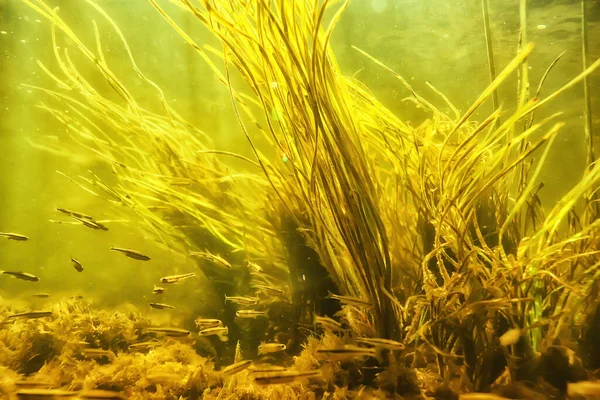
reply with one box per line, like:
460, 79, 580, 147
1, 0, 600, 399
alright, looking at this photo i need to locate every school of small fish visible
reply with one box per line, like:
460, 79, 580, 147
1, 206, 409, 392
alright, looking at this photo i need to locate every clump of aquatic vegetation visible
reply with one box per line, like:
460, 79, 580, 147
2, 0, 600, 398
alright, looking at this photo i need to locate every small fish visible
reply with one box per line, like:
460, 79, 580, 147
250, 366, 287, 373
1, 271, 40, 282
568, 381, 600, 397
78, 389, 125, 399
194, 318, 223, 329
356, 337, 405, 351
110, 247, 151, 261
152, 285, 165, 294
81, 348, 115, 360
236, 310, 267, 319
316, 345, 378, 361
146, 327, 191, 337
72, 340, 92, 347
73, 216, 108, 231
71, 257, 84, 272
93, 221, 109, 231
15, 389, 78, 397
14, 379, 55, 388
258, 342, 286, 355
8, 311, 52, 319
199, 326, 229, 337
459, 395, 511, 400
56, 207, 93, 220
247, 261, 263, 273
146, 372, 182, 384
225, 295, 259, 305
32, 293, 50, 298
128, 341, 161, 351
499, 329, 522, 346
253, 370, 320, 385
254, 285, 285, 296
191, 251, 232, 268
149, 302, 175, 310
0, 232, 29, 241
314, 315, 344, 332
326, 291, 374, 308
221, 360, 253, 376
160, 272, 194, 284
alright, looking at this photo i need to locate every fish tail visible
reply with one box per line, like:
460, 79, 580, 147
326, 290, 336, 299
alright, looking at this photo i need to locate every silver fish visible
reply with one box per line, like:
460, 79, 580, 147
221, 360, 253, 376
71, 257, 84, 272
225, 295, 259, 305
199, 326, 229, 337
254, 284, 285, 296
191, 251, 232, 268
314, 315, 343, 332
253, 370, 320, 385
0, 232, 29, 241
149, 302, 176, 310
1, 271, 39, 282
247, 261, 263, 272
258, 342, 286, 355
128, 341, 161, 351
82, 348, 115, 360
356, 337, 405, 351
152, 285, 165, 294
146, 327, 191, 337
326, 291, 374, 308
195, 318, 223, 329
316, 345, 378, 361
160, 272, 194, 284
110, 247, 150, 261
56, 207, 93, 220
236, 310, 267, 319
8, 311, 52, 319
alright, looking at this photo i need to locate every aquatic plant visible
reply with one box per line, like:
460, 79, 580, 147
4, 0, 600, 397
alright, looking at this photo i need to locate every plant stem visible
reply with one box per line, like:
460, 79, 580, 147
481, 0, 499, 124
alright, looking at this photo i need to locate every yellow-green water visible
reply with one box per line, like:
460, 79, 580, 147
0, 0, 599, 398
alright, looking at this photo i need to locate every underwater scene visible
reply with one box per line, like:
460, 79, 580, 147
1, 0, 600, 398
